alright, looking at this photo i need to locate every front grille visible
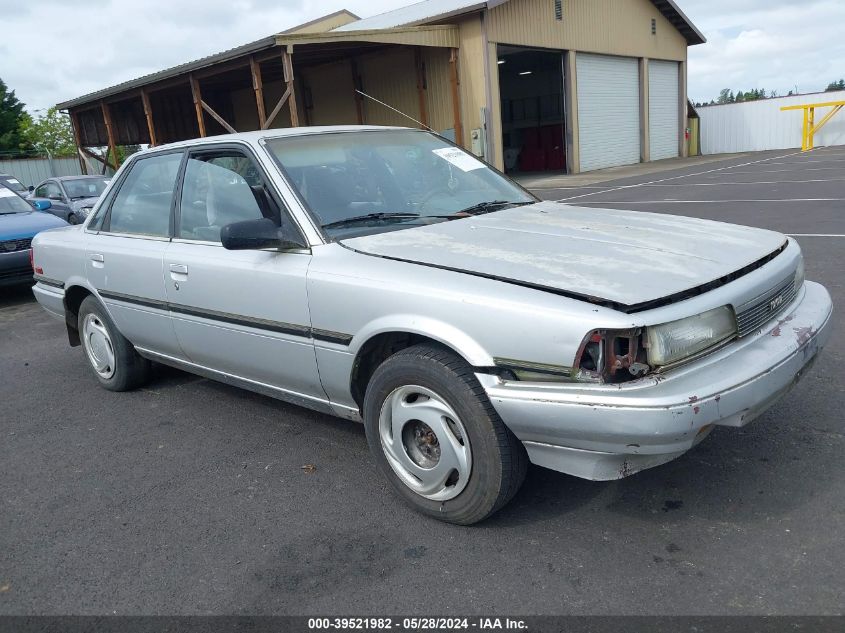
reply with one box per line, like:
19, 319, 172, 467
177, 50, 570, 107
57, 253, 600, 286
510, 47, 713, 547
735, 274, 798, 337
0, 237, 32, 253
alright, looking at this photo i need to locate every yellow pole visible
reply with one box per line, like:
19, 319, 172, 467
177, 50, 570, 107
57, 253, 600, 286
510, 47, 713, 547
808, 107, 816, 150
802, 107, 809, 151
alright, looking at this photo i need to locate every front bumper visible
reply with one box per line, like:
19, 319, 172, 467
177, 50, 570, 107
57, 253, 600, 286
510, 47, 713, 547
0, 250, 33, 287
478, 281, 833, 480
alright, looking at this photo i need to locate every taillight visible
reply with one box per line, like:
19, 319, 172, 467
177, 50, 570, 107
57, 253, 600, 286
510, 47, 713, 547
30, 248, 43, 274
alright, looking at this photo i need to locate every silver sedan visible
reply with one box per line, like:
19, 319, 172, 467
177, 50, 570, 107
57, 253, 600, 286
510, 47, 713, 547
31, 127, 832, 524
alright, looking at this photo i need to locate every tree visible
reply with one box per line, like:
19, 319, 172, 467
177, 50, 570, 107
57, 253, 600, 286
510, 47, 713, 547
826, 79, 845, 92
19, 107, 77, 157
717, 88, 732, 104
0, 77, 32, 154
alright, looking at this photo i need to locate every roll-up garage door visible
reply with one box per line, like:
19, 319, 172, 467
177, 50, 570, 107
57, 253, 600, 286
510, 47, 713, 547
648, 60, 680, 160
576, 53, 640, 172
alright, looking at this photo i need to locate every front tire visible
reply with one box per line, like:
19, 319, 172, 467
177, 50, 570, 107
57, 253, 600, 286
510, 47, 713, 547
78, 295, 151, 391
67, 214, 80, 225
363, 344, 527, 525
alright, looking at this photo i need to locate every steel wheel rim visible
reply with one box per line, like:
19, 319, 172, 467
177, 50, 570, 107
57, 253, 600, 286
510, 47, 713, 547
82, 313, 115, 379
378, 384, 472, 501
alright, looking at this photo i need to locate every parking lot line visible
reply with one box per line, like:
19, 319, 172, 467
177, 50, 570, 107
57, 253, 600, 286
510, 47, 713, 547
699, 167, 844, 175
555, 150, 804, 202
626, 178, 845, 187
576, 198, 845, 204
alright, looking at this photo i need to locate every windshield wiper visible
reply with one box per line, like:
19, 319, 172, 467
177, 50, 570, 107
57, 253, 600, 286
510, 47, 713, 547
455, 200, 532, 216
322, 212, 420, 229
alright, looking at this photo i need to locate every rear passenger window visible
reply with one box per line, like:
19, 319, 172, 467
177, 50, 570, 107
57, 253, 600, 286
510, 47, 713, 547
178, 152, 276, 242
107, 152, 182, 237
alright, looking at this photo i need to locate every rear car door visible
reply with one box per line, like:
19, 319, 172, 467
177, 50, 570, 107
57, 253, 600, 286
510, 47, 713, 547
85, 150, 185, 359
164, 145, 323, 400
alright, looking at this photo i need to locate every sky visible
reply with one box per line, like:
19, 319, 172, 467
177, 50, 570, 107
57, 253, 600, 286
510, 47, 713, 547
1, 0, 843, 115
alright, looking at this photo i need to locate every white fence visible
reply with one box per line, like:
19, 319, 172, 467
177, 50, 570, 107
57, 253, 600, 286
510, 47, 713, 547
698, 90, 845, 154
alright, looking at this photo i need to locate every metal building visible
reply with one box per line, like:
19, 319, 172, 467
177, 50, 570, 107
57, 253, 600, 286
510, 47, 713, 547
57, 0, 704, 174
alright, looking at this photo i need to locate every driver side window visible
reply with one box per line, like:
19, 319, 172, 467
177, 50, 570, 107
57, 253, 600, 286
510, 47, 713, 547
178, 151, 276, 242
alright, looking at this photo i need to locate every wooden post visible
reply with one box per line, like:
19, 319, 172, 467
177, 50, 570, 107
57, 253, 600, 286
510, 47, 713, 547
351, 58, 364, 124
250, 56, 267, 129
449, 49, 463, 147
189, 74, 206, 137
69, 110, 88, 175
100, 100, 120, 170
282, 48, 299, 127
140, 88, 157, 147
415, 48, 429, 129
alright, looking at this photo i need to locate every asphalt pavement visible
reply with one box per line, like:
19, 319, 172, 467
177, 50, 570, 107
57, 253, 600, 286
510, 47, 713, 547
1, 147, 843, 615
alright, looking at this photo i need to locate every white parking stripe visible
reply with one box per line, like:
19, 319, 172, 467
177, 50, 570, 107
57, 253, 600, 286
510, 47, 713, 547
630, 178, 845, 187
699, 167, 844, 175
573, 198, 845, 204
555, 150, 804, 202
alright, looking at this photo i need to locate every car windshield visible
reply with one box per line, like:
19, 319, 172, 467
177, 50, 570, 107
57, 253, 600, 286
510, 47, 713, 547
1, 177, 26, 193
265, 130, 535, 238
63, 177, 110, 200
0, 187, 34, 214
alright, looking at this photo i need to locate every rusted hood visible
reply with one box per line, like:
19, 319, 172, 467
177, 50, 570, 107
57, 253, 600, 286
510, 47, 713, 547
340, 201, 788, 309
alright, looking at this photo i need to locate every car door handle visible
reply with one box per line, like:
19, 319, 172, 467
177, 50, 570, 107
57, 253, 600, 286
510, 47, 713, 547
90, 253, 104, 262
169, 264, 188, 275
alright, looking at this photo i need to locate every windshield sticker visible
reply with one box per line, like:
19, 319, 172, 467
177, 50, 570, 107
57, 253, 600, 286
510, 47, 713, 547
432, 147, 485, 172
0, 188, 18, 198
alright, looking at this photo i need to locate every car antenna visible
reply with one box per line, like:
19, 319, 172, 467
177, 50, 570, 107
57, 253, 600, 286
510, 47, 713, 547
354, 89, 438, 134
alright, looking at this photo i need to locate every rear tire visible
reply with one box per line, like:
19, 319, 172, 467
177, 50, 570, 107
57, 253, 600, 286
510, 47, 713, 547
363, 344, 527, 525
78, 295, 151, 391
67, 214, 79, 225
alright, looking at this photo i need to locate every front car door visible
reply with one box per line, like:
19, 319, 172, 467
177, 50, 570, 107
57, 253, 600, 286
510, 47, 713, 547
84, 150, 185, 359
163, 145, 324, 404
33, 180, 71, 221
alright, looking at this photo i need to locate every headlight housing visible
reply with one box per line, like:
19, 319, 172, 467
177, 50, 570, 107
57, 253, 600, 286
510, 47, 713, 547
794, 257, 805, 291
78, 206, 93, 218
645, 306, 736, 367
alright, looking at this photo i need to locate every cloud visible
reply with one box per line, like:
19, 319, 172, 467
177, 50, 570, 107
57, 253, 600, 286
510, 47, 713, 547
0, 0, 397, 112
683, 0, 845, 101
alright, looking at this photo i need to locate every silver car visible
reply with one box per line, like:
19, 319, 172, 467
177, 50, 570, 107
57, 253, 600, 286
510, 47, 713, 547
31, 127, 832, 524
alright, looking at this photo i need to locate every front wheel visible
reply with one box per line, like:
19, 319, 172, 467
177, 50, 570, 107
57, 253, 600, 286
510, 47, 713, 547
363, 344, 527, 525
78, 295, 151, 391
67, 214, 80, 225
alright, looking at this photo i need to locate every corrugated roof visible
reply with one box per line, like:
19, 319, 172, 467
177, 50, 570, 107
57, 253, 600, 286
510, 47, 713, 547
333, 0, 488, 31
334, 0, 705, 45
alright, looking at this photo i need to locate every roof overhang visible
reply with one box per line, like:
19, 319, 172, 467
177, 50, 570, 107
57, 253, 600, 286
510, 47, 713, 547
276, 25, 459, 49
650, 0, 706, 45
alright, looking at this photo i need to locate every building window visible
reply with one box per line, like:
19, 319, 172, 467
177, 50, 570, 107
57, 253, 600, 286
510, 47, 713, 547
651, 18, 656, 34
554, 0, 562, 21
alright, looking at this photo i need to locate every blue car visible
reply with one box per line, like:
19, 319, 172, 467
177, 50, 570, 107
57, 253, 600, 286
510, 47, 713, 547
1, 183, 68, 287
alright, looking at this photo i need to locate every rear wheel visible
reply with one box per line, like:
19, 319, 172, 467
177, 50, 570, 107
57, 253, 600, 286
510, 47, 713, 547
67, 214, 79, 225
78, 296, 151, 391
363, 344, 527, 525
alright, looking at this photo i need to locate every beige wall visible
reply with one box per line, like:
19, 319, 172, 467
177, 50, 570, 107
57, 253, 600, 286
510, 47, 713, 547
302, 60, 358, 125
356, 47, 422, 128
456, 16, 487, 149
487, 0, 688, 61
422, 47, 456, 135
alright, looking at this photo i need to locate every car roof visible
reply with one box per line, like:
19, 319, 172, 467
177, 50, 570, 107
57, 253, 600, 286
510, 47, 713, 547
149, 125, 414, 153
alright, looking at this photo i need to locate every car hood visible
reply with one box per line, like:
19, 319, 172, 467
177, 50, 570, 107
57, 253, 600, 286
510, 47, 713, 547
340, 201, 787, 310
0, 211, 68, 240
70, 197, 100, 210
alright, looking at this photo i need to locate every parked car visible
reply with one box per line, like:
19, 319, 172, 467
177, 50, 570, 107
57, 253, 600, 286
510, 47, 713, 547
0, 173, 29, 197
30, 127, 832, 524
27, 175, 110, 224
0, 182, 68, 287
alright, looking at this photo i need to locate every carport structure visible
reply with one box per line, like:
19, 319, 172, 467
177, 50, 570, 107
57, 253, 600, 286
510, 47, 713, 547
59, 22, 463, 172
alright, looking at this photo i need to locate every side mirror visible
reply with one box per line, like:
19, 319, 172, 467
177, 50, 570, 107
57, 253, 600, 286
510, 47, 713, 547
32, 200, 52, 211
220, 217, 307, 251
28, 185, 34, 192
